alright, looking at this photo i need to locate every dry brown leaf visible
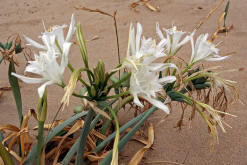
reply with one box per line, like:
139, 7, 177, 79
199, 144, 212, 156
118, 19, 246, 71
131, 137, 148, 145
0, 91, 3, 98
0, 124, 20, 132
87, 154, 105, 162
0, 86, 11, 91
125, 128, 143, 136
5, 147, 22, 162
129, 2, 140, 12
211, 10, 234, 41
194, 0, 225, 30
33, 120, 64, 130
144, 2, 160, 12
86, 35, 100, 42
75, 6, 113, 17
89, 102, 111, 120
87, 151, 110, 162
91, 129, 107, 140
144, 160, 184, 165
52, 120, 84, 164
128, 123, 154, 165
88, 135, 97, 150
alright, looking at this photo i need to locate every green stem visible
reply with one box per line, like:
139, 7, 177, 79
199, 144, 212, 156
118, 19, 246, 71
106, 91, 130, 99
75, 108, 95, 165
93, 108, 147, 153
36, 121, 44, 165
108, 72, 131, 90
113, 13, 121, 80
98, 96, 133, 144
99, 106, 157, 165
182, 63, 193, 75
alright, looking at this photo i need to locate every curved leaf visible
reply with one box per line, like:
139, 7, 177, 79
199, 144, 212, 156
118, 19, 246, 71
23, 111, 88, 165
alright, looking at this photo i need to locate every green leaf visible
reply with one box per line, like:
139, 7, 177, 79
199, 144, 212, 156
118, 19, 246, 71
23, 111, 88, 165
99, 106, 157, 165
224, 1, 230, 27
110, 76, 119, 84
36, 121, 45, 165
0, 141, 14, 165
8, 61, 23, 125
109, 107, 119, 165
6, 41, 13, 50
62, 103, 146, 165
75, 108, 95, 164
167, 90, 185, 102
120, 71, 129, 87
109, 72, 131, 89
0, 131, 4, 142
0, 57, 3, 64
79, 87, 87, 96
4, 43, 8, 50
14, 43, 23, 54
61, 100, 118, 164
0, 42, 5, 50
74, 105, 84, 114
93, 108, 147, 153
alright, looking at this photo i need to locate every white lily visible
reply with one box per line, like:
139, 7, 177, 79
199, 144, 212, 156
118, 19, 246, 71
156, 23, 193, 56
189, 33, 229, 64
130, 67, 176, 114
24, 14, 75, 54
123, 23, 176, 73
12, 42, 71, 98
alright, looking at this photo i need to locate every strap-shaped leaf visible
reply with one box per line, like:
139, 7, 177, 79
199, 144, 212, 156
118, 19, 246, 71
0, 141, 14, 165
8, 61, 23, 125
23, 111, 88, 165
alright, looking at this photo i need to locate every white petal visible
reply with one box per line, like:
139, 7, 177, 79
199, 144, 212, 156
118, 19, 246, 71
149, 63, 178, 72
38, 80, 54, 98
158, 76, 176, 84
25, 65, 43, 75
156, 22, 165, 39
136, 22, 143, 52
24, 35, 46, 50
130, 26, 136, 56
190, 35, 195, 64
11, 73, 45, 84
60, 42, 72, 73
206, 55, 230, 61
143, 96, 170, 114
133, 93, 143, 107
65, 13, 76, 42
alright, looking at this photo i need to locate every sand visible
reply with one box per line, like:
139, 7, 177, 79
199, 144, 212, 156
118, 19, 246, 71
0, 0, 247, 164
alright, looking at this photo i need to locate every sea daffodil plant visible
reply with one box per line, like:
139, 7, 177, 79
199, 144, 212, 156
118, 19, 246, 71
0, 11, 238, 165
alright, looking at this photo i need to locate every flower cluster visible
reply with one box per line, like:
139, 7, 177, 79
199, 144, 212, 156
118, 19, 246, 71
124, 23, 229, 114
123, 23, 177, 114
12, 14, 75, 97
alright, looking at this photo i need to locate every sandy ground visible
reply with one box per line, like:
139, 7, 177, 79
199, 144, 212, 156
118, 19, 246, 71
0, 0, 247, 164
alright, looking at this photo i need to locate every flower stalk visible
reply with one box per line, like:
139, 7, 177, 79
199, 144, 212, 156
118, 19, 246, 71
36, 91, 47, 165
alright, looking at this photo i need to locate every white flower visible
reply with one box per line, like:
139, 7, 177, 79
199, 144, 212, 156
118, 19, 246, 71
189, 33, 229, 64
156, 23, 193, 56
123, 23, 178, 113
24, 14, 75, 54
123, 23, 176, 73
12, 43, 71, 97
130, 67, 176, 114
